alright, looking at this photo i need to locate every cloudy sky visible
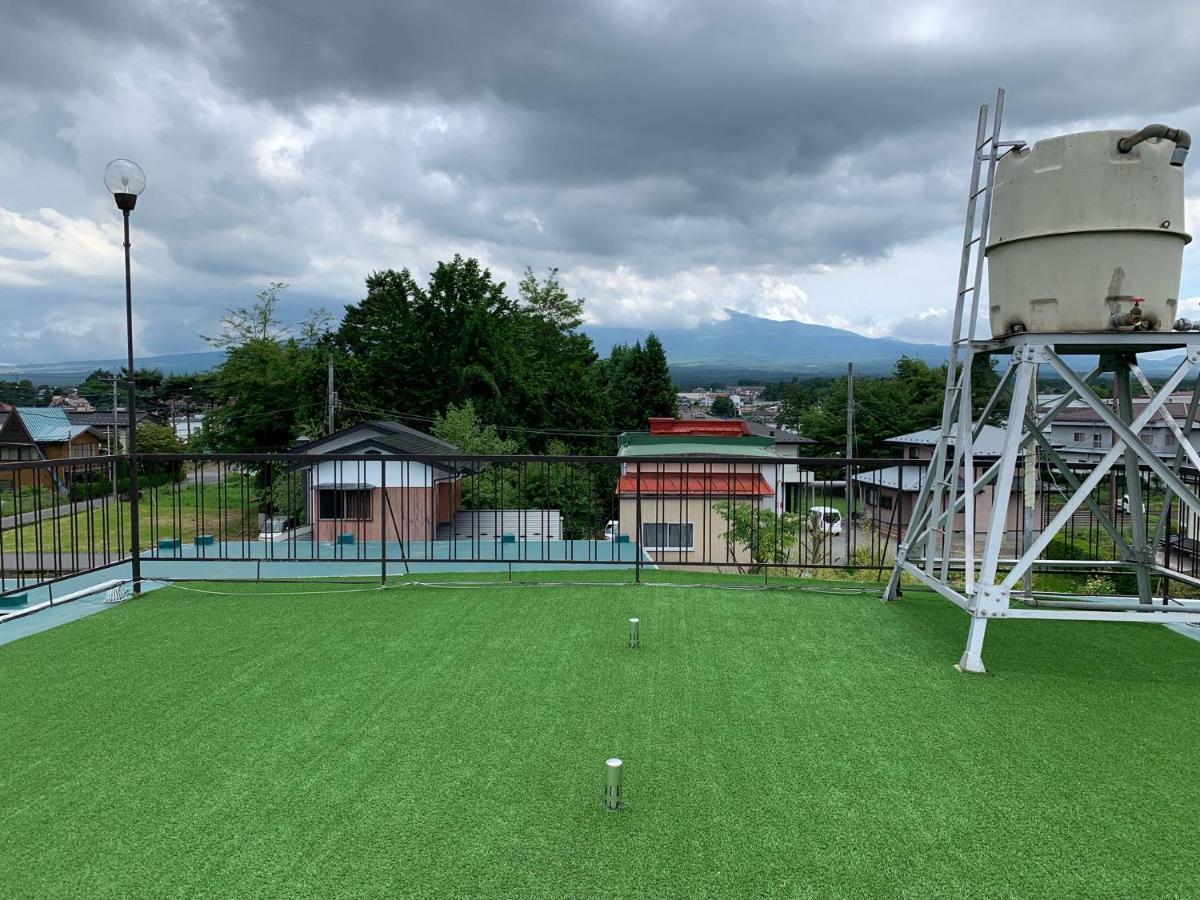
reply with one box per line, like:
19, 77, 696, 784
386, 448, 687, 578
3, 0, 1200, 364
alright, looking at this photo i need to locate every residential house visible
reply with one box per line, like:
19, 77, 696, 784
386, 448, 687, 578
65, 410, 158, 453
290, 420, 467, 542
617, 418, 785, 564
853, 425, 1045, 541
1047, 393, 1199, 464
0, 406, 40, 488
744, 421, 816, 513
1, 407, 105, 489
49, 390, 95, 413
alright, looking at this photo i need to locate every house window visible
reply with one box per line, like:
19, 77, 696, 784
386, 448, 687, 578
0, 445, 36, 461
70, 443, 97, 458
880, 494, 894, 511
642, 522, 694, 550
1092, 433, 1103, 449
1073, 432, 1085, 443
866, 488, 879, 506
318, 489, 372, 520
907, 447, 921, 460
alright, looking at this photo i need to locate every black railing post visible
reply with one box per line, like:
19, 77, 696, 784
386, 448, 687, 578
634, 461, 642, 584
380, 458, 388, 587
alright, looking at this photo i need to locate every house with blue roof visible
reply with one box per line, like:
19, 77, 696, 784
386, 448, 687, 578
0, 407, 104, 490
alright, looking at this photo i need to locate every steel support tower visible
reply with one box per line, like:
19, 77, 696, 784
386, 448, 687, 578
884, 90, 1200, 672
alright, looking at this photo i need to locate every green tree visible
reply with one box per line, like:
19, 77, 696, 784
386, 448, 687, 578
710, 396, 737, 418
432, 400, 518, 455
638, 333, 677, 418
432, 400, 520, 511
432, 403, 614, 536
137, 421, 183, 455
134, 421, 185, 481
76, 369, 117, 409
599, 334, 677, 433
714, 501, 802, 572
0, 379, 42, 405
199, 284, 332, 453
337, 258, 604, 452
800, 356, 950, 458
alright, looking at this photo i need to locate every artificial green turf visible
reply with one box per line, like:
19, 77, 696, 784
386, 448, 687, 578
0, 579, 1197, 897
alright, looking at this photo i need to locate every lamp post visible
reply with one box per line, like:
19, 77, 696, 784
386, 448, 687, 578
104, 159, 146, 593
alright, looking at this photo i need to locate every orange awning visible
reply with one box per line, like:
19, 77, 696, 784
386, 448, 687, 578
617, 473, 774, 496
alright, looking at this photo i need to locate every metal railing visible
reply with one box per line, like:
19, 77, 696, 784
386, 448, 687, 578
2, 451, 1196, 597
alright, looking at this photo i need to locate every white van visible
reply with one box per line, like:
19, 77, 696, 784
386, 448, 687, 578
810, 506, 843, 536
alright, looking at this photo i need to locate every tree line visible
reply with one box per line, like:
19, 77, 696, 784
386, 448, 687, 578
199, 256, 677, 455
769, 356, 1003, 458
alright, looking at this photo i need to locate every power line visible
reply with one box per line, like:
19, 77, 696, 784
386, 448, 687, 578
201, 403, 309, 427
338, 401, 622, 440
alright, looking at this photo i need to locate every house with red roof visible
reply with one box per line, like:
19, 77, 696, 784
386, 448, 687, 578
616, 418, 786, 564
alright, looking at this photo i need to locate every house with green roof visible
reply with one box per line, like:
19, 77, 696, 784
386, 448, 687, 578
616, 418, 785, 565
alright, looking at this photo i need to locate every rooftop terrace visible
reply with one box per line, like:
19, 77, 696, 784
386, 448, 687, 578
1, 572, 1197, 896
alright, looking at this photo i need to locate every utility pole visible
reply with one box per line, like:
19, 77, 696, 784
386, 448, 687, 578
845, 361, 854, 561
109, 374, 119, 454
327, 353, 337, 435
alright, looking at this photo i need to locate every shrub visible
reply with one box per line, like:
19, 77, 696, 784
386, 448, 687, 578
69, 476, 113, 502
259, 470, 307, 525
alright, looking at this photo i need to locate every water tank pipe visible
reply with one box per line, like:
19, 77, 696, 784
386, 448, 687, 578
1110, 297, 1146, 329
1117, 124, 1191, 166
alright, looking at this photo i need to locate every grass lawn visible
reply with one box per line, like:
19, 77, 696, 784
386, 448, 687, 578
0, 485, 57, 518
1, 481, 258, 553
1, 576, 1197, 897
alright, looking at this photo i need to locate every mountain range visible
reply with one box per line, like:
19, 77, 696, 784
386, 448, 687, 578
0, 310, 1185, 386
585, 310, 947, 383
0, 311, 947, 386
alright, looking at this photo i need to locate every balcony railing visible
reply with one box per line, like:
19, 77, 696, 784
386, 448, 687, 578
2, 451, 1198, 598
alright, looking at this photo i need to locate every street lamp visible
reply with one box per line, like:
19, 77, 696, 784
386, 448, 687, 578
105, 159, 146, 592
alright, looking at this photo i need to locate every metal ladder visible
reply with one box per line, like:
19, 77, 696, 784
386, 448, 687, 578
887, 87, 1021, 596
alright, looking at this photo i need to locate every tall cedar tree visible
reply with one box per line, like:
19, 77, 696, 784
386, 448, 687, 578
337, 258, 605, 452
600, 335, 677, 432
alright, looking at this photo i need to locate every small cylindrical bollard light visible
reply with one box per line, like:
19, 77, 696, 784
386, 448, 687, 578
628, 617, 640, 650
604, 757, 623, 811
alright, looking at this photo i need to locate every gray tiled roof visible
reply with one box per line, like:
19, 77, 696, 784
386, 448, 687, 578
852, 465, 927, 491
886, 424, 1023, 456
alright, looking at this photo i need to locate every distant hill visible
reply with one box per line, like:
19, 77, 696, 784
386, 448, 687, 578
0, 350, 228, 384
0, 312, 947, 385
584, 309, 948, 378
1, 310, 1184, 386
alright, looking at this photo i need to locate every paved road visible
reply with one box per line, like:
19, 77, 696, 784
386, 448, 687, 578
0, 494, 114, 531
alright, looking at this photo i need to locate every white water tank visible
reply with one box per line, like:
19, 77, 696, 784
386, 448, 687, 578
987, 129, 1190, 335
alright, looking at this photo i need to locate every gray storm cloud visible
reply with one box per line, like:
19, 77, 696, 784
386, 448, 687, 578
2, 0, 1200, 361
